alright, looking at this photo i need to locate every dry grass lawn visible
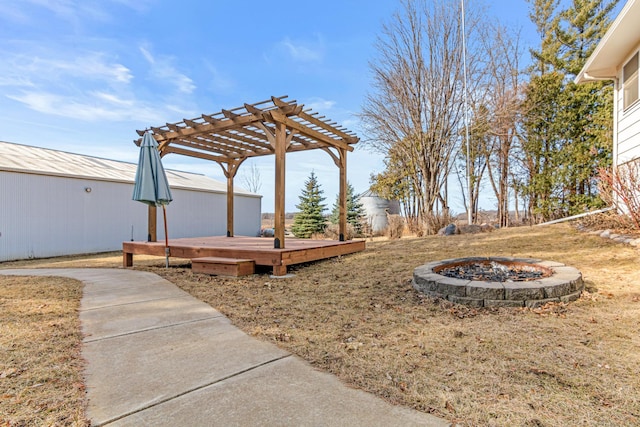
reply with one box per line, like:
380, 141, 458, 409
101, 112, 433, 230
2, 223, 639, 426
0, 276, 88, 426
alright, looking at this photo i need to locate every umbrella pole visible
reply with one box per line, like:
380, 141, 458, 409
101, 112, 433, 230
163, 205, 169, 268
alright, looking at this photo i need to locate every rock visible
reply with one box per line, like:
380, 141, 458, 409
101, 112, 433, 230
458, 224, 482, 234
600, 229, 611, 238
480, 223, 495, 232
438, 224, 458, 236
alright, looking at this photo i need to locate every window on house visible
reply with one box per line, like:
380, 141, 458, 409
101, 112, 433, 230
623, 52, 638, 110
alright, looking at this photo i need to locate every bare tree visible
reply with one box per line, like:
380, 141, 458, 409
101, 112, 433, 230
457, 103, 491, 223
361, 0, 481, 234
240, 162, 262, 193
480, 23, 525, 227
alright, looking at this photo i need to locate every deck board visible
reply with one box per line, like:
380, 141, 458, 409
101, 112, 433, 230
123, 236, 365, 276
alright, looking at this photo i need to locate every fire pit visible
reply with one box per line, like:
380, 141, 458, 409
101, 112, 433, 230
412, 257, 583, 308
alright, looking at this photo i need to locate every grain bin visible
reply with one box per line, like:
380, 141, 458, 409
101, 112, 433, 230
359, 190, 401, 234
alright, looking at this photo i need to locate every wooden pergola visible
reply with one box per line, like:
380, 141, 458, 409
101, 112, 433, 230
136, 95, 359, 249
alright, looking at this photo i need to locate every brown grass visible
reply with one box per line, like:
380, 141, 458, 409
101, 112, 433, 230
2, 223, 639, 426
0, 276, 88, 426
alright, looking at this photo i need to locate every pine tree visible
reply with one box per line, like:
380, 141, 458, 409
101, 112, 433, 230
291, 172, 327, 238
522, 0, 616, 221
329, 182, 366, 234
554, 0, 615, 213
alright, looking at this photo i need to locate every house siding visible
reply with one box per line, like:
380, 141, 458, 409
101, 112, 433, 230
617, 45, 640, 166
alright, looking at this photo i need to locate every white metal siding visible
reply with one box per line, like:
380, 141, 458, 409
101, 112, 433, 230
0, 171, 261, 261
233, 194, 262, 237
159, 188, 261, 239
617, 46, 640, 166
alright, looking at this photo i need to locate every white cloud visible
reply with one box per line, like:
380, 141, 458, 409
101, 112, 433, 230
7, 90, 164, 123
3, 51, 132, 85
0, 0, 152, 25
277, 35, 325, 63
83, 57, 133, 83
109, 0, 154, 14
203, 61, 234, 92
0, 76, 35, 87
165, 104, 199, 119
139, 46, 196, 94
91, 91, 134, 107
0, 42, 198, 126
0, 2, 30, 23
341, 118, 358, 128
23, 0, 78, 20
304, 97, 336, 112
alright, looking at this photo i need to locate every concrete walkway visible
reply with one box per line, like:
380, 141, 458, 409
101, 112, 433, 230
0, 268, 450, 426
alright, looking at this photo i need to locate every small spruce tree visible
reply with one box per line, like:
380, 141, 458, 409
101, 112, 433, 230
329, 182, 366, 234
291, 171, 327, 238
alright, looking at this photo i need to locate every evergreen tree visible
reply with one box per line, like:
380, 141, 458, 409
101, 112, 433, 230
291, 172, 327, 238
522, 0, 616, 221
554, 0, 615, 213
329, 182, 366, 234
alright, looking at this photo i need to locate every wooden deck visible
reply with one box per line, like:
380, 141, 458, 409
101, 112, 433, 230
123, 236, 366, 276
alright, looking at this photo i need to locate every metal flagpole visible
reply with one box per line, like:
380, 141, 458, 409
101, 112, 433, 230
461, 0, 473, 225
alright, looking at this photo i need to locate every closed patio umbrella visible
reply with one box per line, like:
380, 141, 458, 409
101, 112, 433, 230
133, 131, 173, 267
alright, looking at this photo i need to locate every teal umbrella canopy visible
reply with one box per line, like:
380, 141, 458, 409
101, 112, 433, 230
132, 132, 173, 206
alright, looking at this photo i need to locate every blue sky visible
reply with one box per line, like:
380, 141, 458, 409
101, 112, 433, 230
0, 0, 539, 213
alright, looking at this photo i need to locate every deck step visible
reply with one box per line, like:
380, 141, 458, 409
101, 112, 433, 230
191, 257, 255, 277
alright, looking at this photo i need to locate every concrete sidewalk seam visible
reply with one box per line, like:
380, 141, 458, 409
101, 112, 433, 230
81, 295, 194, 312
82, 315, 228, 343
81, 294, 195, 311
96, 354, 293, 427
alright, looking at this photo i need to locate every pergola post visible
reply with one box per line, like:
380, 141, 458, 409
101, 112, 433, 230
218, 160, 244, 238
338, 148, 347, 241
226, 174, 234, 237
147, 205, 157, 242
274, 122, 286, 249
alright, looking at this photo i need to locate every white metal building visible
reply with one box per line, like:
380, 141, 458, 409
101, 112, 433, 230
0, 141, 261, 262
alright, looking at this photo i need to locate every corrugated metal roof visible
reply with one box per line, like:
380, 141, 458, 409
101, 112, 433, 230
0, 141, 258, 196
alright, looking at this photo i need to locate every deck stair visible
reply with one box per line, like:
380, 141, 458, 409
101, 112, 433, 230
191, 257, 255, 277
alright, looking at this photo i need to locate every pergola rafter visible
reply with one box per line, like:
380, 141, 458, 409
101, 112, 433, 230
135, 95, 359, 253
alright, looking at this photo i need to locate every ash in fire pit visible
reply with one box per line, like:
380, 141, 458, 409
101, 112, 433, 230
413, 257, 583, 308
438, 260, 551, 282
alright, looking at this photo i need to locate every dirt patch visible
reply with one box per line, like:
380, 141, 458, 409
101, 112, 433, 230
0, 276, 88, 426
2, 224, 639, 426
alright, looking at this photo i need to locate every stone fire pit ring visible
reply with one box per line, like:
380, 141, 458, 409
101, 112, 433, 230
412, 257, 583, 308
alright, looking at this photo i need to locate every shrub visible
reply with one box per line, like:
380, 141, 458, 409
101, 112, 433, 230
386, 214, 405, 239
598, 161, 640, 229
323, 223, 358, 240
